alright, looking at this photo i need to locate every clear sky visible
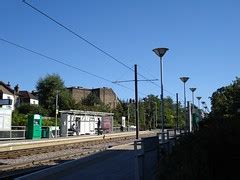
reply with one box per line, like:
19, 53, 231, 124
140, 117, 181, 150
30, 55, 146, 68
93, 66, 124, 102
1, 0, 240, 109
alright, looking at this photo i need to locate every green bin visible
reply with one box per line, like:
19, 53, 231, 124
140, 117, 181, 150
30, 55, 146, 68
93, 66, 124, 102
42, 127, 49, 138
26, 114, 42, 139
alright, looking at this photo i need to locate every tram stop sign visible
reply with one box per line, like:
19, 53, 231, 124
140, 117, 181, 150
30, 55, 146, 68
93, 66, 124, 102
0, 99, 12, 105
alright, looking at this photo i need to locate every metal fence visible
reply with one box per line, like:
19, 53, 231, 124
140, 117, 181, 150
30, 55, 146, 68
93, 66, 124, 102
134, 129, 185, 180
0, 126, 26, 140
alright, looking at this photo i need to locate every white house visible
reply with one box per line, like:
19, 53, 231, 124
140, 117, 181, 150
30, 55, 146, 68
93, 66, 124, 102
19, 91, 39, 106
0, 81, 15, 110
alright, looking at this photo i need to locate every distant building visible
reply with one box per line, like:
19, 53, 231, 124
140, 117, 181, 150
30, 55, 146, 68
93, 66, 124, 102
0, 81, 38, 110
67, 86, 118, 109
0, 81, 16, 110
19, 91, 39, 105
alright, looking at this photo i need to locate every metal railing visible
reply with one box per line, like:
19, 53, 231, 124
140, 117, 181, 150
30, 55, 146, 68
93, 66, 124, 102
0, 126, 26, 140
134, 129, 187, 180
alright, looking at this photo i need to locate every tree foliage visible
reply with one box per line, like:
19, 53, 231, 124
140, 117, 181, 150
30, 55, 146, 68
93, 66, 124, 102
111, 94, 184, 129
17, 104, 48, 116
81, 92, 102, 106
112, 100, 125, 126
210, 77, 240, 119
80, 92, 111, 112
12, 111, 27, 126
36, 73, 75, 116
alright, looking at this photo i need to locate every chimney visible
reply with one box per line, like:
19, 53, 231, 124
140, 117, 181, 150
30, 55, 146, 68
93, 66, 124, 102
14, 84, 19, 93
7, 82, 11, 88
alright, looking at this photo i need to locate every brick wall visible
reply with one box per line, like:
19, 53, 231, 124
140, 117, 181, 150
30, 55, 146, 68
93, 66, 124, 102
68, 87, 118, 109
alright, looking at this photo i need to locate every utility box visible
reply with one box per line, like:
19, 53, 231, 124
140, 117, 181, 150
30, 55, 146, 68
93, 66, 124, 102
41, 127, 49, 138
27, 114, 42, 139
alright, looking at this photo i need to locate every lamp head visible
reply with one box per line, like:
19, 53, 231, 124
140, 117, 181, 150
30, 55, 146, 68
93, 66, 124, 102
153, 48, 169, 58
189, 88, 197, 92
196, 96, 202, 100
180, 77, 189, 83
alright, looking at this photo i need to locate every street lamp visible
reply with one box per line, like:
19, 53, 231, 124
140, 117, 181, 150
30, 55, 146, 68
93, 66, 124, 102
201, 101, 206, 113
196, 96, 202, 110
153, 47, 169, 133
189, 88, 197, 108
180, 77, 189, 131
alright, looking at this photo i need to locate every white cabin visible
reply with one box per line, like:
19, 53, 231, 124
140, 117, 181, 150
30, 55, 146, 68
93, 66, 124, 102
60, 110, 114, 137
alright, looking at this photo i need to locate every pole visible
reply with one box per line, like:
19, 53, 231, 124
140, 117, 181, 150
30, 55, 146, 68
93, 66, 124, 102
127, 103, 130, 131
183, 82, 187, 132
160, 56, 164, 133
55, 90, 59, 138
155, 102, 157, 128
176, 93, 179, 129
134, 64, 139, 139
192, 92, 195, 107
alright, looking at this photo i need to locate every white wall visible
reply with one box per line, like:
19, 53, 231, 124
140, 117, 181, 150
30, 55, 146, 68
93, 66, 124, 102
30, 99, 39, 105
2, 93, 14, 110
0, 108, 12, 130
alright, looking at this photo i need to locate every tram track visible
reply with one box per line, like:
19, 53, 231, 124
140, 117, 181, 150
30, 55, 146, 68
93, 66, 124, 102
0, 135, 133, 159
0, 131, 156, 178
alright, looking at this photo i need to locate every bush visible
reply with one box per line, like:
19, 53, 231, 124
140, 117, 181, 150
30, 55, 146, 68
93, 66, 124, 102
158, 117, 240, 180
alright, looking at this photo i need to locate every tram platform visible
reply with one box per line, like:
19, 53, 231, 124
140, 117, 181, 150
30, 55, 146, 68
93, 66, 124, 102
16, 143, 137, 180
0, 131, 155, 152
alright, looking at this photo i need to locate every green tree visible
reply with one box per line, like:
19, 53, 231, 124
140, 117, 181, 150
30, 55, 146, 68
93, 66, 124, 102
12, 111, 27, 126
112, 100, 125, 126
81, 93, 102, 106
36, 73, 75, 116
17, 104, 48, 116
141, 95, 178, 129
142, 95, 159, 130
210, 77, 240, 119
12, 104, 48, 126
81, 92, 111, 112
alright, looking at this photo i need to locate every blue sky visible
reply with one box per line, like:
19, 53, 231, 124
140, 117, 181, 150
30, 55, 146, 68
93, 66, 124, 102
1, 0, 240, 109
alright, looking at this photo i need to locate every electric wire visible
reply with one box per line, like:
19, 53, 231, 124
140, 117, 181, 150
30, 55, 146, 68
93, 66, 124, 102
22, 0, 133, 72
0, 37, 137, 93
22, 0, 175, 97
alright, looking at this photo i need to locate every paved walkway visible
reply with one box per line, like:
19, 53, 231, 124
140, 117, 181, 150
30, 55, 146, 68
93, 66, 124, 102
17, 143, 137, 180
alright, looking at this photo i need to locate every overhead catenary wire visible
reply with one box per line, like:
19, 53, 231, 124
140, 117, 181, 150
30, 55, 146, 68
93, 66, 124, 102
0, 37, 138, 93
22, 0, 176, 98
22, 0, 133, 72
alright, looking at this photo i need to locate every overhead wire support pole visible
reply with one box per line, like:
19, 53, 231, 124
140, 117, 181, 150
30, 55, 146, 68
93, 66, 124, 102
112, 64, 158, 139
134, 64, 139, 139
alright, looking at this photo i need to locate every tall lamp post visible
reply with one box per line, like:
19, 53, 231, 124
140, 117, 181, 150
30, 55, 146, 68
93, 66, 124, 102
180, 77, 189, 131
189, 88, 196, 132
189, 88, 197, 108
153, 47, 169, 133
201, 101, 206, 110
154, 101, 158, 128
196, 96, 202, 110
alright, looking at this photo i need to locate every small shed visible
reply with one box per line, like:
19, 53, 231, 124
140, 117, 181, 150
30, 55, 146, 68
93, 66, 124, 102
60, 110, 114, 137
